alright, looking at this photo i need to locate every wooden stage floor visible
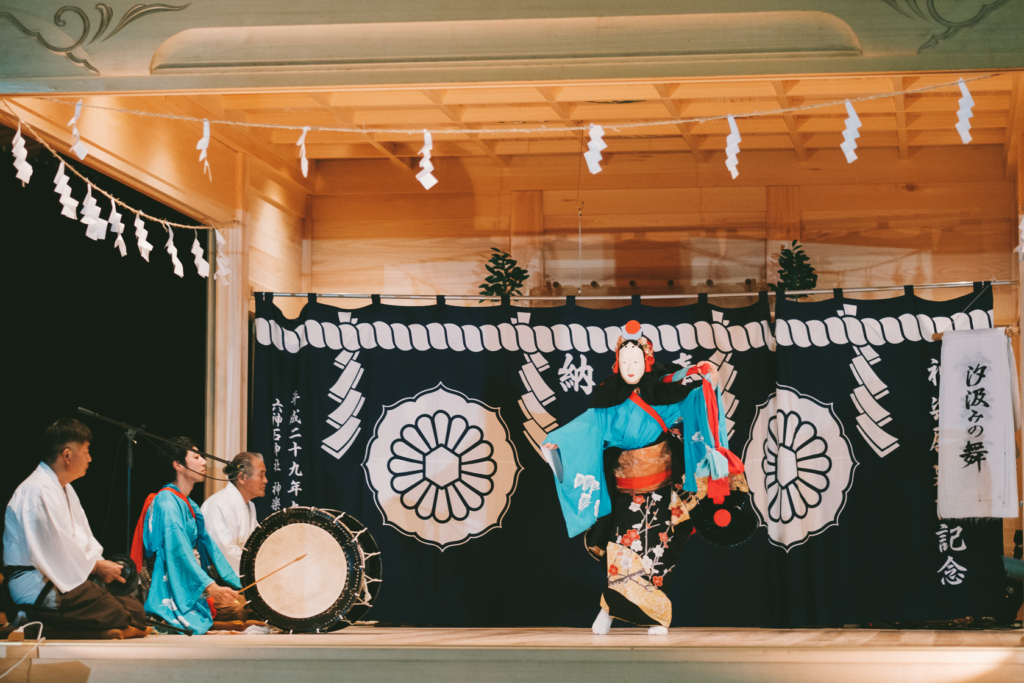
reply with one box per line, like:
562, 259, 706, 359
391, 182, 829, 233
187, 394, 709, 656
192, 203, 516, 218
2, 626, 1022, 683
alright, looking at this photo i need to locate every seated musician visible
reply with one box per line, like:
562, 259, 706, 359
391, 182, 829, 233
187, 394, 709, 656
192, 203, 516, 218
3, 419, 150, 638
200, 452, 266, 575
132, 437, 244, 635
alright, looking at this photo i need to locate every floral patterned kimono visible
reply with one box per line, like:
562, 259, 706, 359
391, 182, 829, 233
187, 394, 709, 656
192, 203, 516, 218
544, 363, 746, 628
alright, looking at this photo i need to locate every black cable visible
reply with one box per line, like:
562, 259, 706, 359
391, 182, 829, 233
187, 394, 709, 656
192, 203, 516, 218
140, 434, 232, 482
99, 434, 125, 546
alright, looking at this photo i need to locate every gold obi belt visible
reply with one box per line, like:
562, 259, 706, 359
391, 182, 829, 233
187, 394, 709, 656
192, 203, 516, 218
614, 441, 672, 494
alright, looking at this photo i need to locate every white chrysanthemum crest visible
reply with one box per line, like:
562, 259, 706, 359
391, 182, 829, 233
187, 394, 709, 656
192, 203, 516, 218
80, 184, 108, 240
67, 100, 88, 160
840, 100, 862, 163
11, 123, 32, 185
955, 79, 974, 144
165, 224, 184, 277
213, 229, 231, 285
196, 119, 212, 180
135, 214, 153, 262
191, 232, 209, 278
296, 126, 310, 178
725, 115, 741, 179
583, 123, 607, 174
108, 197, 126, 256
53, 161, 79, 219
416, 130, 438, 190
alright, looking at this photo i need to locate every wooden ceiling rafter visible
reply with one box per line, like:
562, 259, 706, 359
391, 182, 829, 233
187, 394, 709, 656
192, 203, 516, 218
652, 84, 707, 164
770, 80, 810, 162
421, 89, 508, 167
308, 92, 414, 173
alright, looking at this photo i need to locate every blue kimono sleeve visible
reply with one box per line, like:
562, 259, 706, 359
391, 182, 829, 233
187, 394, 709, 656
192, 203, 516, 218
196, 509, 240, 589
680, 382, 730, 491
145, 494, 214, 619
543, 408, 613, 538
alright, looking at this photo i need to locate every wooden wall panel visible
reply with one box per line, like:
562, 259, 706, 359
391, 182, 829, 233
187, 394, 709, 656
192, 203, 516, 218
310, 145, 1016, 321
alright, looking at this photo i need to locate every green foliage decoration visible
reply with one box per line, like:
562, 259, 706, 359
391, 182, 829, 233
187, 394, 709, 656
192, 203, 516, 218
768, 240, 817, 299
479, 247, 530, 298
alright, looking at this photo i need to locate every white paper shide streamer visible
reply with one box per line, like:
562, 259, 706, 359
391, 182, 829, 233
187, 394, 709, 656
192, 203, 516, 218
725, 115, 741, 179
165, 224, 184, 277
108, 197, 126, 257
53, 162, 79, 219
80, 185, 108, 240
416, 130, 438, 190
583, 124, 607, 175
296, 126, 310, 178
840, 100, 862, 163
196, 119, 212, 180
955, 79, 974, 144
67, 100, 89, 160
135, 214, 153, 262
213, 229, 231, 285
191, 232, 210, 278
11, 123, 32, 185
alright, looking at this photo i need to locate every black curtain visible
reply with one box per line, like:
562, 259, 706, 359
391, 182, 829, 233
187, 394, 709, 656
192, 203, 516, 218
1, 130, 207, 558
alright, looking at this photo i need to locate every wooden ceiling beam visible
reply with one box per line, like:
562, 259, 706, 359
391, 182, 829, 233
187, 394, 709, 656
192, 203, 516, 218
891, 77, 910, 160
770, 80, 810, 162
308, 92, 413, 171
652, 84, 707, 164
420, 89, 508, 166
534, 87, 583, 140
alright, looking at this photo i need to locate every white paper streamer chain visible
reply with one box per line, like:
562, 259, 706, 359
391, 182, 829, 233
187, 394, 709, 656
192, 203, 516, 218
955, 79, 974, 144
135, 214, 153, 262
214, 229, 231, 285
165, 224, 184, 277
583, 124, 607, 175
416, 130, 438, 190
53, 162, 79, 219
67, 100, 88, 160
108, 197, 126, 257
196, 119, 212, 180
296, 126, 310, 178
80, 185, 108, 241
11, 123, 32, 185
840, 100, 862, 164
191, 233, 209, 278
725, 115, 741, 179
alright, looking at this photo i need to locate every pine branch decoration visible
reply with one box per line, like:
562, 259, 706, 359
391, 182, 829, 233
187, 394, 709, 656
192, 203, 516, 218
768, 240, 817, 299
479, 248, 530, 298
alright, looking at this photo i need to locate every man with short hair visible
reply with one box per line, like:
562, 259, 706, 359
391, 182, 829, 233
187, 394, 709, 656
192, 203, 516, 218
201, 452, 266, 575
133, 437, 244, 634
3, 419, 150, 638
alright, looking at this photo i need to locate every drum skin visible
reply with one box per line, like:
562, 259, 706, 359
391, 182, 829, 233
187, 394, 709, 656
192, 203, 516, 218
241, 507, 364, 632
322, 510, 382, 625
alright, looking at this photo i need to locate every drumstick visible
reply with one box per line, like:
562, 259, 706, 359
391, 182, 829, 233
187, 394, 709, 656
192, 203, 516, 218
239, 553, 307, 592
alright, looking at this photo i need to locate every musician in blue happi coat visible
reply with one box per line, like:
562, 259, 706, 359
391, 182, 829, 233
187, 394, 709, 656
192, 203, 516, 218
131, 437, 244, 635
541, 321, 744, 636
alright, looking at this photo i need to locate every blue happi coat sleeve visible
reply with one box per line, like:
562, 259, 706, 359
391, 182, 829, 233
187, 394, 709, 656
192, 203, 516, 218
195, 508, 240, 589
543, 408, 613, 538
143, 489, 216, 634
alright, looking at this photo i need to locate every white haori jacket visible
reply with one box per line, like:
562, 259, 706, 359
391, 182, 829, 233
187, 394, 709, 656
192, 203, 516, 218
199, 482, 257, 575
938, 328, 1021, 518
3, 462, 104, 608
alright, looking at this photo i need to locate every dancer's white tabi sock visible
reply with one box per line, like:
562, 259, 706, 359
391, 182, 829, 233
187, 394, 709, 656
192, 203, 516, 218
591, 609, 611, 635
647, 626, 668, 636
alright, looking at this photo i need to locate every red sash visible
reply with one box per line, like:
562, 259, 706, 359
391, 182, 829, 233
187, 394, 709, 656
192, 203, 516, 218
130, 486, 196, 573
628, 391, 668, 433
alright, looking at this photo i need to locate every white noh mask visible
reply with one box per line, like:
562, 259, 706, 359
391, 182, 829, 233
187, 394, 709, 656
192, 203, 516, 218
618, 344, 646, 385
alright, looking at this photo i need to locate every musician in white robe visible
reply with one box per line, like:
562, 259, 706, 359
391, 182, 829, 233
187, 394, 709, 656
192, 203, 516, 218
200, 452, 266, 575
3, 419, 149, 637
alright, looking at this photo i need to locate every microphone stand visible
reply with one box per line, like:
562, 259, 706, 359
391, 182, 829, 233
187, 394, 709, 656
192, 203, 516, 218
77, 408, 230, 553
